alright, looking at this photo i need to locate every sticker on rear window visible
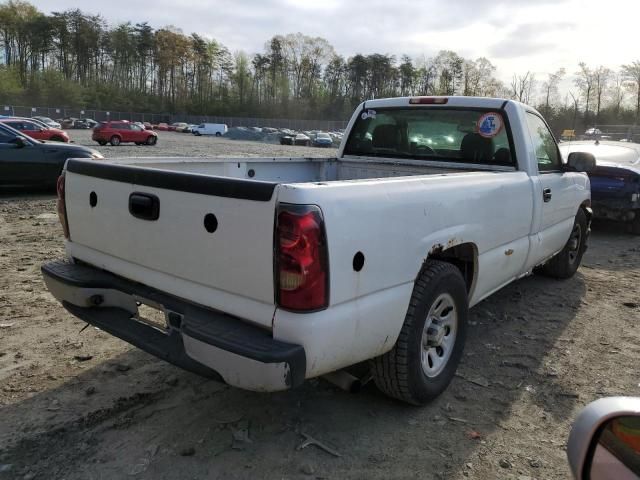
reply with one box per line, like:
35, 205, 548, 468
477, 112, 503, 138
361, 109, 377, 120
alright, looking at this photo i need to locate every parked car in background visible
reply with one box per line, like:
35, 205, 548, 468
59, 117, 78, 129
313, 132, 333, 148
0, 122, 102, 188
154, 123, 169, 131
279, 134, 294, 145
33, 116, 62, 129
585, 128, 603, 137
169, 122, 188, 132
294, 132, 311, 146
59, 117, 97, 129
79, 119, 98, 129
143, 122, 153, 130
185, 124, 198, 133
559, 140, 640, 234
0, 118, 69, 142
92, 121, 158, 146
194, 123, 227, 136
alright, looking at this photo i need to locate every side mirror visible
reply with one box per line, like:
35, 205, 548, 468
567, 151, 596, 173
14, 136, 27, 148
567, 397, 640, 479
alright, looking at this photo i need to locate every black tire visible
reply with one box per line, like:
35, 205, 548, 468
371, 260, 468, 405
135, 142, 142, 145
51, 136, 64, 142
215, 132, 221, 137
110, 136, 120, 146
98, 141, 107, 146
146, 135, 157, 145
630, 211, 640, 235
537, 209, 588, 279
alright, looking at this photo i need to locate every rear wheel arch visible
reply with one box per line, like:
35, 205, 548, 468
424, 242, 478, 299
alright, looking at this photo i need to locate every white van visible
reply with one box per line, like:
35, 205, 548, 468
194, 123, 228, 136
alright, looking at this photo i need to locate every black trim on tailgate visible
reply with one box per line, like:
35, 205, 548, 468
66, 159, 277, 201
42, 259, 306, 387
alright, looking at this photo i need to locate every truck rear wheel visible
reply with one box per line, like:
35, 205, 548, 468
371, 260, 468, 405
537, 209, 587, 279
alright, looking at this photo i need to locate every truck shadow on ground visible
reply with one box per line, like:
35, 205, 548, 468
0, 271, 587, 479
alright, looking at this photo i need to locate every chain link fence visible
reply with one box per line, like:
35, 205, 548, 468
2, 105, 349, 131
585, 124, 640, 142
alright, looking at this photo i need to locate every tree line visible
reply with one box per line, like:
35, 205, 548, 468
1, 0, 640, 134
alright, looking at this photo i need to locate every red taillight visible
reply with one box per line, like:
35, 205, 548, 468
409, 97, 448, 105
275, 204, 329, 312
56, 172, 70, 239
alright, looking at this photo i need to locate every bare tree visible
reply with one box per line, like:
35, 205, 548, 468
510, 71, 535, 104
593, 66, 611, 121
609, 71, 626, 117
575, 62, 595, 122
541, 68, 565, 117
568, 91, 580, 131
621, 61, 640, 121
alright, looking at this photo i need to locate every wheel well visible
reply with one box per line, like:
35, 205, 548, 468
425, 242, 477, 295
580, 200, 592, 223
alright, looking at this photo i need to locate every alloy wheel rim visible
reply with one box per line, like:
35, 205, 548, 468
421, 293, 458, 378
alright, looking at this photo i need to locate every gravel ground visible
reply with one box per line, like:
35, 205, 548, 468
68, 128, 338, 159
0, 136, 639, 479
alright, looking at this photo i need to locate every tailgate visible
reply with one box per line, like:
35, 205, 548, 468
63, 159, 279, 328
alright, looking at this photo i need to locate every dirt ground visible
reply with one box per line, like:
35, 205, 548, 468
1, 135, 639, 480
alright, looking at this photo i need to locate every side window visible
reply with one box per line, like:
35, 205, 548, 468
8, 122, 23, 130
0, 128, 15, 143
526, 113, 561, 172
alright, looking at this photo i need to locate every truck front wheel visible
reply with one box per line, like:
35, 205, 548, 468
537, 209, 588, 279
371, 260, 468, 405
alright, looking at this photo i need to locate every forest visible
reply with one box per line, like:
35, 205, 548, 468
1, 0, 640, 133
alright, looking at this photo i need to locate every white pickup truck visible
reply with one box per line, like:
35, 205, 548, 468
42, 96, 596, 405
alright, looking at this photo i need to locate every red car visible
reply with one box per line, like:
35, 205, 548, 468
92, 121, 158, 146
153, 123, 169, 131
0, 118, 69, 142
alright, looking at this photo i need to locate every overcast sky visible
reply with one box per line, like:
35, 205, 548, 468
37, 0, 636, 93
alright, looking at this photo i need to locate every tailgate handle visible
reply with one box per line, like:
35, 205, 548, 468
129, 193, 160, 221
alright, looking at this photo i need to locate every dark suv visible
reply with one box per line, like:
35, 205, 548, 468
0, 122, 103, 188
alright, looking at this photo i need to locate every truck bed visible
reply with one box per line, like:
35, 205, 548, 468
95, 156, 511, 183
63, 155, 508, 331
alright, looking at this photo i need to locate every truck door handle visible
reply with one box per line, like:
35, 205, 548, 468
129, 192, 160, 220
543, 188, 552, 202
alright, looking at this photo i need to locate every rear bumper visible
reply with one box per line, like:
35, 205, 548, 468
41, 259, 306, 392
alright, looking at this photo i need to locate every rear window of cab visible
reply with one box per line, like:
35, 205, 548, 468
344, 107, 515, 167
